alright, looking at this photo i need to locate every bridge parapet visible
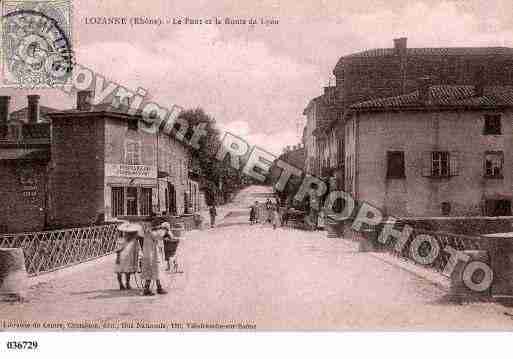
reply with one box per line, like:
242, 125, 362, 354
0, 224, 119, 276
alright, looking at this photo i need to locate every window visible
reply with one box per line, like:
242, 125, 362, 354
441, 202, 451, 216
111, 187, 124, 217
125, 141, 141, 165
483, 114, 502, 135
386, 151, 405, 179
128, 119, 138, 131
432, 151, 450, 177
140, 188, 152, 216
484, 151, 504, 178
422, 151, 459, 178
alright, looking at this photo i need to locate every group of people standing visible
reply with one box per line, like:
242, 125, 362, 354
114, 217, 182, 296
249, 198, 282, 229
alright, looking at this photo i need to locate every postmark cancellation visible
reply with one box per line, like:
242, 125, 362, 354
1, 0, 73, 88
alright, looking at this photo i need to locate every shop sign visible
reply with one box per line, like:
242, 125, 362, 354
18, 166, 38, 199
106, 163, 157, 178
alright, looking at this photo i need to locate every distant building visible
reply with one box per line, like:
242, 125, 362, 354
302, 85, 340, 178
270, 144, 305, 206
345, 83, 513, 217
0, 91, 201, 233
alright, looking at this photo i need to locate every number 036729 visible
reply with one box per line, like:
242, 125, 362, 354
6, 341, 38, 350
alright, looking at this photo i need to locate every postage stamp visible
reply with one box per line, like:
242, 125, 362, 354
1, 0, 73, 88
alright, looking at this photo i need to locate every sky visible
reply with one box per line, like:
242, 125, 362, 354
3, 0, 513, 155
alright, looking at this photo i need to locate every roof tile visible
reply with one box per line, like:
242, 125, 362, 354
350, 85, 513, 111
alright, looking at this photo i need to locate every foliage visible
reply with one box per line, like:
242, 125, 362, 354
177, 108, 257, 204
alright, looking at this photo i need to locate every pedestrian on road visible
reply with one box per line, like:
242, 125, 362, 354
266, 199, 272, 223
209, 204, 217, 228
271, 204, 281, 230
256, 202, 263, 224
114, 222, 142, 290
141, 218, 168, 296
249, 201, 257, 225
282, 205, 290, 226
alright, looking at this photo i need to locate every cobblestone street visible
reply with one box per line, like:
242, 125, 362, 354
2, 187, 513, 330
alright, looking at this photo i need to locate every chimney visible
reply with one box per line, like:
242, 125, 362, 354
77, 90, 92, 111
393, 37, 408, 56
474, 67, 485, 97
27, 94, 40, 124
0, 96, 10, 138
417, 77, 432, 104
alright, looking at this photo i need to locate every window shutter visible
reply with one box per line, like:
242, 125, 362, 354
421, 151, 432, 177
450, 151, 459, 176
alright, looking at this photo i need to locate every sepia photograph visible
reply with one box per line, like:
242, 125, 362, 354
2, 0, 513, 355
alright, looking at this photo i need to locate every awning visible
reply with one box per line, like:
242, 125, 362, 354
158, 170, 169, 178
0, 148, 50, 161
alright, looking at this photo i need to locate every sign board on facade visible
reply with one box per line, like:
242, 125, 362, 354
22, 185, 38, 198
105, 164, 157, 179
18, 166, 38, 199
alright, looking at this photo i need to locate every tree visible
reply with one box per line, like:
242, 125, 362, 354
177, 108, 255, 204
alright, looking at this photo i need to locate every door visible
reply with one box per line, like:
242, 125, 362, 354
111, 187, 125, 217
126, 187, 138, 215
167, 183, 176, 215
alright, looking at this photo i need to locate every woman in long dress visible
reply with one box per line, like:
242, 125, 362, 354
141, 218, 168, 296
271, 204, 281, 230
114, 222, 142, 290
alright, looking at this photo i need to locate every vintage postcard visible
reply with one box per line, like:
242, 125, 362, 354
2, 0, 513, 342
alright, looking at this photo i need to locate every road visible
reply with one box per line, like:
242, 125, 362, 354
1, 185, 513, 330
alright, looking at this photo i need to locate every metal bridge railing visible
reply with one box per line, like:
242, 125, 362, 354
0, 224, 119, 276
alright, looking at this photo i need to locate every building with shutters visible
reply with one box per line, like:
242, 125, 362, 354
344, 82, 513, 217
312, 38, 513, 205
